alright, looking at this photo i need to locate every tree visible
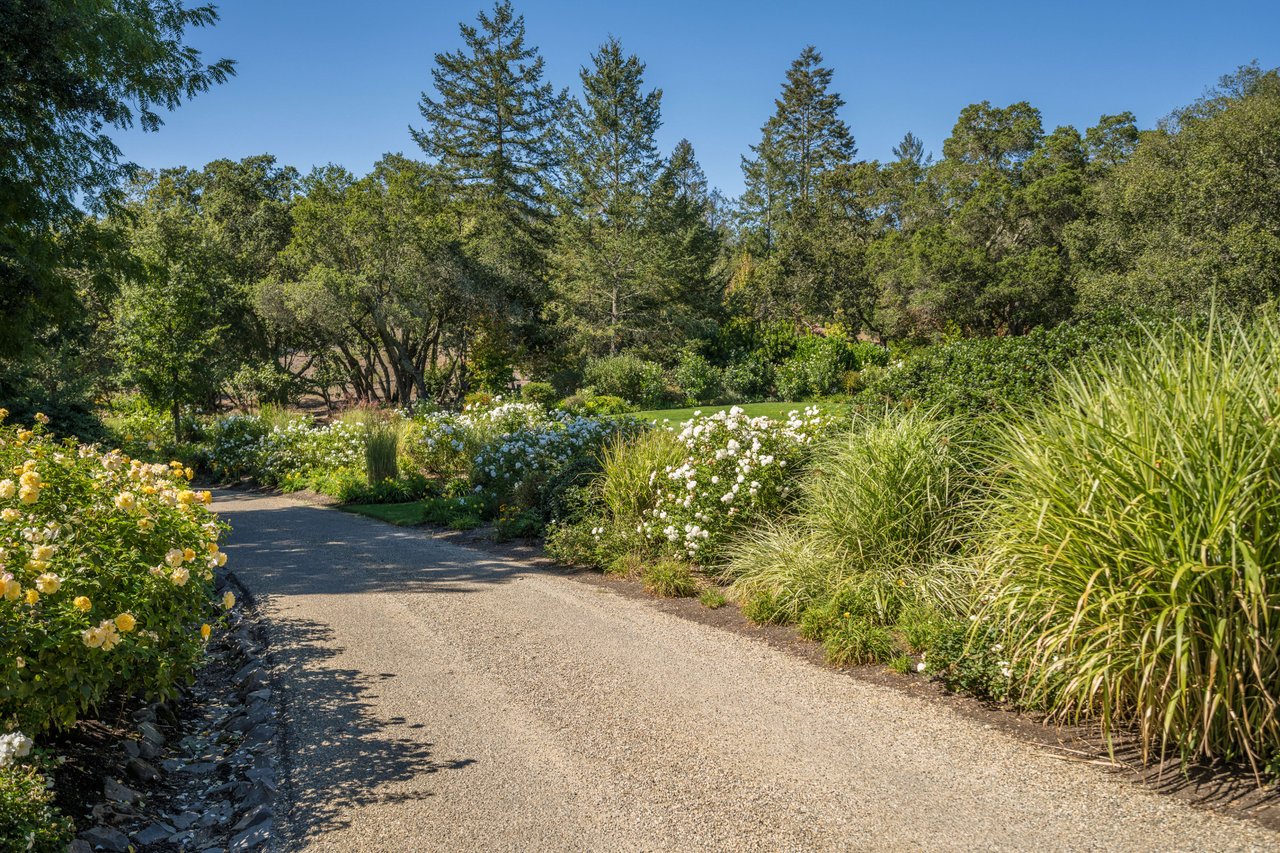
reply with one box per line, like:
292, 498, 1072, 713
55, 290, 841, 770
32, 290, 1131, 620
740, 45, 856, 241
0, 0, 234, 357
551, 38, 675, 357
1073, 65, 1280, 313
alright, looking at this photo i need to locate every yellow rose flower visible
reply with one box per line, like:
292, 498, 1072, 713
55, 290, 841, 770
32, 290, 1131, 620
171, 567, 190, 586
164, 548, 184, 568
1, 575, 20, 601
0, 407, 7, 422
137, 517, 155, 532
24, 589, 38, 605
200, 490, 213, 504
35, 573, 60, 594
182, 547, 196, 562
18, 470, 40, 489
214, 552, 227, 567
114, 492, 136, 511
184, 467, 194, 480
82, 627, 104, 648
30, 544, 54, 562
0, 508, 19, 522
18, 486, 38, 505
0, 479, 14, 499
115, 613, 136, 633
73, 595, 91, 612
178, 491, 196, 506
207, 542, 220, 555
222, 591, 235, 610
200, 623, 211, 641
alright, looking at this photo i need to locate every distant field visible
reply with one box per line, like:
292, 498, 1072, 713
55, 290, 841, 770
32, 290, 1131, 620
628, 401, 834, 424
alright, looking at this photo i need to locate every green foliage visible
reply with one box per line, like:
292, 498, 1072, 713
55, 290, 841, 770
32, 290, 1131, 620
698, 588, 727, 609
0, 760, 75, 853
0, 418, 225, 734
726, 411, 975, 663
977, 315, 1280, 769
520, 381, 558, 408
861, 315, 1145, 418
775, 332, 887, 399
556, 392, 633, 417
673, 351, 724, 405
364, 419, 400, 485
642, 558, 698, 598
583, 354, 670, 408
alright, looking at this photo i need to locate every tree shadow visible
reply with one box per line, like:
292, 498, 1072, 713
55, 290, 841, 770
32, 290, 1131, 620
266, 616, 476, 844
214, 489, 531, 595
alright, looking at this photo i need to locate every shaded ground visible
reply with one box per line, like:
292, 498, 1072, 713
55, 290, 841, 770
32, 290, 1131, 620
218, 489, 1280, 852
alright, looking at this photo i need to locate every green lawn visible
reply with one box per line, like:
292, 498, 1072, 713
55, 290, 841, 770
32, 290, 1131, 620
628, 401, 835, 424
339, 502, 428, 526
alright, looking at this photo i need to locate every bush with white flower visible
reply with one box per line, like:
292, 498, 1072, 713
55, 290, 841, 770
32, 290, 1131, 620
202, 412, 366, 486
637, 406, 833, 561
0, 411, 230, 735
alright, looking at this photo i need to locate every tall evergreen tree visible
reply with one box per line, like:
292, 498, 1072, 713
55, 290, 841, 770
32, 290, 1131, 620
411, 0, 560, 224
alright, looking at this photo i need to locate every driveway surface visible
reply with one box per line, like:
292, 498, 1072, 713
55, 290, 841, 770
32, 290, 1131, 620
216, 490, 1279, 852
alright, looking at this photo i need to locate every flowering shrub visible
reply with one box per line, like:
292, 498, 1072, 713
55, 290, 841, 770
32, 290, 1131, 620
635, 406, 833, 561
0, 413, 228, 735
202, 413, 366, 486
473, 412, 635, 505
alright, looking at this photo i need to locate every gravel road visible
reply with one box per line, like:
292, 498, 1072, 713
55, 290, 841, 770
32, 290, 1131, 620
217, 490, 1278, 852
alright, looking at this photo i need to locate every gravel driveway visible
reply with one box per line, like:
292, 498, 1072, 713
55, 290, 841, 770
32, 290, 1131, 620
216, 490, 1278, 852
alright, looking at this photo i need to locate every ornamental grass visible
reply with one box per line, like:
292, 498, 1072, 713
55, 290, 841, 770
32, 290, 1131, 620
978, 313, 1280, 774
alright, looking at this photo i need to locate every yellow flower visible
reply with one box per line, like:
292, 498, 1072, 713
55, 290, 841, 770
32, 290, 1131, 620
178, 491, 196, 506
199, 490, 213, 505
18, 486, 38, 505
0, 479, 13, 499
1, 575, 20, 601
171, 566, 190, 586
115, 612, 136, 633
73, 595, 91, 612
1, 508, 19, 522
164, 549, 184, 568
214, 551, 227, 567
184, 467, 194, 480
207, 542, 220, 555
114, 492, 136, 511
30, 544, 54, 562
137, 517, 155, 532
222, 591, 235, 610
200, 623, 212, 641
35, 573, 60, 594
33, 412, 49, 425
182, 547, 196, 562
18, 470, 40, 489
0, 407, 7, 422
82, 627, 104, 648
15, 430, 32, 444
24, 589, 38, 605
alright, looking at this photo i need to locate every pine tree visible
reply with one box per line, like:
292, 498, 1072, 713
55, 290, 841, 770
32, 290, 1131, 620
741, 45, 856, 232
552, 38, 673, 357
411, 0, 560, 222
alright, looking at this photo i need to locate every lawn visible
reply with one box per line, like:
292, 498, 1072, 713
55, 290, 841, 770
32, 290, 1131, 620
628, 401, 839, 424
340, 502, 429, 526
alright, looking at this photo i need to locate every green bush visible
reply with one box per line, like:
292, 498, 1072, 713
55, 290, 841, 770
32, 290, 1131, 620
642, 558, 698, 597
556, 391, 633, 417
673, 351, 724, 405
977, 314, 1280, 769
583, 354, 670, 408
364, 418, 400, 485
0, 760, 74, 853
720, 356, 773, 402
520, 381, 558, 408
775, 332, 887, 400
726, 410, 975, 663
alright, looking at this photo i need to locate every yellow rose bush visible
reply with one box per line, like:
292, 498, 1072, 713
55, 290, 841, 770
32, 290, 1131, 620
0, 416, 226, 733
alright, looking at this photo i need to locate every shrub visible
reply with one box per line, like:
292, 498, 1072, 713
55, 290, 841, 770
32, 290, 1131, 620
725, 410, 975, 664
642, 558, 698, 597
673, 351, 724, 405
0, 415, 226, 734
977, 314, 1280, 770
583, 354, 669, 408
699, 588, 727, 609
720, 356, 773, 402
775, 332, 885, 400
520, 381, 558, 408
557, 392, 632, 417
0, 758, 74, 853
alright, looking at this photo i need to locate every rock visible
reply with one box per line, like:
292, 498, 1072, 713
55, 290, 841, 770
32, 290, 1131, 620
126, 757, 161, 784
171, 811, 200, 830
160, 758, 182, 773
133, 822, 176, 845
177, 760, 219, 775
67, 841, 94, 853
239, 782, 273, 810
246, 688, 271, 703
155, 702, 180, 727
245, 765, 275, 787
136, 721, 166, 745
137, 738, 161, 760
78, 825, 130, 852
122, 739, 141, 759
103, 778, 141, 805
232, 803, 271, 832
131, 706, 157, 724
242, 723, 276, 745
229, 821, 272, 850
232, 661, 261, 683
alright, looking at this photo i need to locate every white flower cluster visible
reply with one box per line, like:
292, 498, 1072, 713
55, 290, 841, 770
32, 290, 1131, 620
204, 414, 366, 482
640, 406, 832, 560
473, 412, 619, 494
0, 731, 33, 767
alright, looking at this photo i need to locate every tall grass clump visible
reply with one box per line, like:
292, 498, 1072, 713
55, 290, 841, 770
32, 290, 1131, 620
364, 417, 400, 485
978, 314, 1280, 773
726, 410, 975, 663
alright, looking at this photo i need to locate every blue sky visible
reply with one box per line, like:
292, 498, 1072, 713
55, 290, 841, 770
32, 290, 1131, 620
115, 0, 1280, 197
